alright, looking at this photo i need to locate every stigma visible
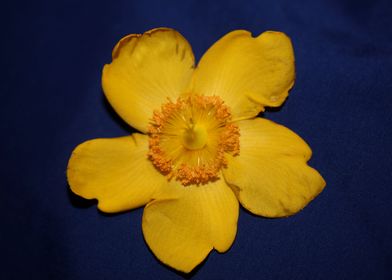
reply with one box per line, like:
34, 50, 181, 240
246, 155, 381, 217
148, 95, 240, 185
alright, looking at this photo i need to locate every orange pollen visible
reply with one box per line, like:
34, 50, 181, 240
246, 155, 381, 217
147, 95, 240, 186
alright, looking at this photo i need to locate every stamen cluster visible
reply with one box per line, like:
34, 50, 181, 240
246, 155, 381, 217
148, 95, 240, 185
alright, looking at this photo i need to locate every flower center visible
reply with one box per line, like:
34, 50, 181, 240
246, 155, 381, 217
148, 95, 240, 186
182, 124, 207, 150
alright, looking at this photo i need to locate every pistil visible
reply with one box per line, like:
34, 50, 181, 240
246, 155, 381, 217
182, 124, 207, 150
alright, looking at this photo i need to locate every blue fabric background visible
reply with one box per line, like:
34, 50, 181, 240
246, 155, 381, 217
1, 0, 391, 279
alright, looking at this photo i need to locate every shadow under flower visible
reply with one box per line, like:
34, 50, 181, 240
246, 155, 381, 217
261, 96, 289, 115
67, 185, 140, 217
67, 186, 96, 209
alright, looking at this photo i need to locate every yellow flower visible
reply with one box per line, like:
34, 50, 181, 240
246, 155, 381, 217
67, 28, 326, 272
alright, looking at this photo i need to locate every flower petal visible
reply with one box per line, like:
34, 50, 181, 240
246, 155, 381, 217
102, 28, 195, 132
142, 178, 238, 272
190, 30, 295, 120
67, 134, 166, 213
223, 118, 325, 217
